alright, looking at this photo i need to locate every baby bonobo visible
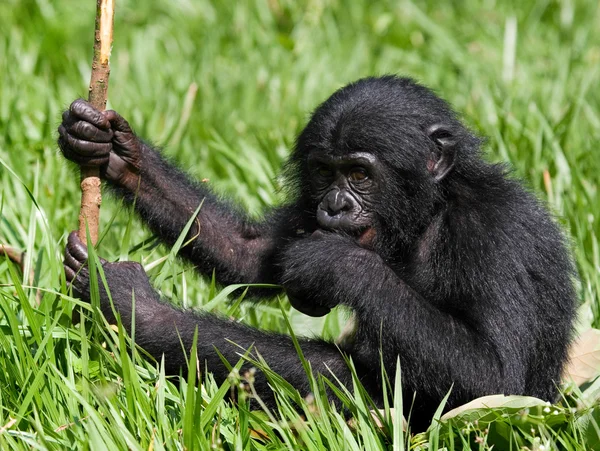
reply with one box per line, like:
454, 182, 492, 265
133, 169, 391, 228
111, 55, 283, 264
59, 76, 576, 430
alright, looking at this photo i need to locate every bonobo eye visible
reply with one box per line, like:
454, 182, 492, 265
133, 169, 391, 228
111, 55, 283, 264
349, 167, 368, 182
316, 165, 333, 178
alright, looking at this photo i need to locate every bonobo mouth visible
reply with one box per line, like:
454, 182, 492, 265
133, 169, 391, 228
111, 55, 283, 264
316, 209, 355, 231
316, 209, 371, 233
314, 224, 377, 249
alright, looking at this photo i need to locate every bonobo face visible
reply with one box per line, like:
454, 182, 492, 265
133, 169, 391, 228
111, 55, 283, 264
308, 151, 379, 235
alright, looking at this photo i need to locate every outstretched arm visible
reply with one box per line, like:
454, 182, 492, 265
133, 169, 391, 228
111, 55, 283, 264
58, 99, 294, 285
63, 232, 356, 406
106, 139, 291, 285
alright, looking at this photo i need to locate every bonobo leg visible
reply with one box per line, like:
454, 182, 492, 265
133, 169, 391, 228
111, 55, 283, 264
63, 232, 358, 405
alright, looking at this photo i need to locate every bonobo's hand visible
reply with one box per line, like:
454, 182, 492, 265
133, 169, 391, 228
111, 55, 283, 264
58, 99, 142, 187
281, 230, 370, 317
64, 231, 157, 322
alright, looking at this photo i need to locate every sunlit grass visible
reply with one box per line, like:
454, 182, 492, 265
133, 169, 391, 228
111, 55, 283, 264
0, 0, 599, 448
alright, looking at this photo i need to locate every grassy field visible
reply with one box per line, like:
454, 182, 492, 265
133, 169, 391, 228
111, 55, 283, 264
0, 0, 599, 449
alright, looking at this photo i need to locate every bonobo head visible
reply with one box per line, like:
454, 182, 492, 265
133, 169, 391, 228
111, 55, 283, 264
288, 75, 482, 254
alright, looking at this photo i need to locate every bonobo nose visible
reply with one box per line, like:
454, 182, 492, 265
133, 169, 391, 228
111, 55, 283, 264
323, 190, 352, 216
317, 189, 358, 230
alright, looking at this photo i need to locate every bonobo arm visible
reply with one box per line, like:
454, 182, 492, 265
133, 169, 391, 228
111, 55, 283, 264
108, 144, 294, 285
58, 99, 295, 285
281, 232, 518, 421
64, 232, 355, 404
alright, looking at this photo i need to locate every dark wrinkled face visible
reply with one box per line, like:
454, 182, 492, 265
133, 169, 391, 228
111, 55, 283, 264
308, 151, 380, 236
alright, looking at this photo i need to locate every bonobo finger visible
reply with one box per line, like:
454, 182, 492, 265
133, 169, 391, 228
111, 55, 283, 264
69, 120, 114, 143
67, 231, 89, 263
64, 245, 84, 273
59, 125, 91, 163
59, 127, 111, 160
66, 231, 108, 264
59, 146, 109, 167
69, 99, 111, 130
63, 264, 77, 284
62, 109, 76, 127
105, 110, 133, 133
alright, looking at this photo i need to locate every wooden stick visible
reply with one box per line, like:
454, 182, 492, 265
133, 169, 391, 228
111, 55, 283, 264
0, 245, 24, 270
79, 0, 115, 245
0, 245, 41, 304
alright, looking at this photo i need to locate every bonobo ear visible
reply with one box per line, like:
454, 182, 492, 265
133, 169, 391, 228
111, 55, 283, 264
427, 124, 457, 182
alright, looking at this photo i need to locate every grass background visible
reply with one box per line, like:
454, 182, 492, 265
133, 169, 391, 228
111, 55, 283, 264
0, 0, 599, 449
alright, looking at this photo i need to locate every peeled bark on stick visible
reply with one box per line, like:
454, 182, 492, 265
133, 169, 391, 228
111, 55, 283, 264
79, 0, 115, 245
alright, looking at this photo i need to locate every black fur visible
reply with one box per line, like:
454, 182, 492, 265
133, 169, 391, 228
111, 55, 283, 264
60, 76, 577, 430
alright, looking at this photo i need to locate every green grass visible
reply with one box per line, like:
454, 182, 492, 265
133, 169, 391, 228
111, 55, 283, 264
0, 0, 599, 448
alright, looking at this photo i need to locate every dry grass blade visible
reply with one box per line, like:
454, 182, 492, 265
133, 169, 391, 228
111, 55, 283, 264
563, 328, 600, 386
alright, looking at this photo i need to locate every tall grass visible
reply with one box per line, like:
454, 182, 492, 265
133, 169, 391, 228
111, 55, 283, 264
0, 0, 599, 448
